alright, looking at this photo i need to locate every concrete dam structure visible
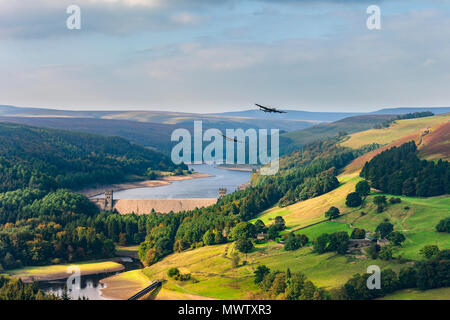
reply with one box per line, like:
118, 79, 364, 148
91, 190, 217, 214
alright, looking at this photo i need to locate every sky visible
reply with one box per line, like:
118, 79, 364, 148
1, 0, 450, 113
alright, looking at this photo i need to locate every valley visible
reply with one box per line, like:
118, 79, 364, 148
0, 108, 448, 301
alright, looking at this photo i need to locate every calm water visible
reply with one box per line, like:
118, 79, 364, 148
106, 164, 252, 199
39, 257, 142, 300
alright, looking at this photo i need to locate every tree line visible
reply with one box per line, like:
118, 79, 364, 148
332, 249, 450, 299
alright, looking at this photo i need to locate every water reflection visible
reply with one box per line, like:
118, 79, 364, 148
39, 258, 142, 300
109, 164, 252, 199
41, 273, 110, 300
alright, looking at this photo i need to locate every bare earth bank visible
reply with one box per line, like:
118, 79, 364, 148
79, 173, 212, 198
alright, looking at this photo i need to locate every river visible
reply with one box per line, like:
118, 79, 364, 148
110, 164, 252, 199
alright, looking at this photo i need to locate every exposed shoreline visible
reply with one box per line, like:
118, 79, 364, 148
215, 164, 257, 172
79, 173, 213, 198
99, 269, 152, 300
8, 259, 125, 283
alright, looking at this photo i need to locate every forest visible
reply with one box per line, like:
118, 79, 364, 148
360, 141, 450, 196
0, 275, 58, 300
0, 122, 186, 193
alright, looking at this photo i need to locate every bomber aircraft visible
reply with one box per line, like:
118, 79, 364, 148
220, 133, 242, 143
255, 103, 287, 114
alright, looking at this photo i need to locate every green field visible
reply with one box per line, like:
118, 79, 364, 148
295, 221, 353, 241
142, 241, 405, 299
338, 195, 450, 259
380, 287, 450, 300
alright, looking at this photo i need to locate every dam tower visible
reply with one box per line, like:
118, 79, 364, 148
105, 190, 114, 211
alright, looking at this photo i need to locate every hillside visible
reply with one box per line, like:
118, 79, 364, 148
371, 107, 450, 115
0, 122, 182, 192
141, 241, 402, 299
215, 107, 450, 121
0, 116, 179, 154
140, 175, 449, 300
342, 113, 450, 174
138, 114, 450, 300
280, 115, 396, 154
340, 113, 450, 150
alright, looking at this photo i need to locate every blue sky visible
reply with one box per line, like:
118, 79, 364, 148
1, 0, 450, 112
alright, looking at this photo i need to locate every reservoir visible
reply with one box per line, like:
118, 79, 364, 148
111, 164, 252, 199
38, 258, 142, 300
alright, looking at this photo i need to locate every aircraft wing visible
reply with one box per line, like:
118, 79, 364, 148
255, 103, 272, 111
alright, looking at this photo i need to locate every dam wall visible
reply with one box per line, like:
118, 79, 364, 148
90, 190, 217, 214
111, 198, 217, 214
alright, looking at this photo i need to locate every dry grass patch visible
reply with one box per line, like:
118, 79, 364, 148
254, 175, 362, 230
340, 113, 450, 150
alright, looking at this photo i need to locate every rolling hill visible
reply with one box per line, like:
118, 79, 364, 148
342, 113, 450, 174
0, 116, 180, 154
0, 105, 315, 133
0, 122, 182, 192
138, 112, 450, 300
280, 114, 397, 154
371, 107, 450, 115
211, 109, 362, 122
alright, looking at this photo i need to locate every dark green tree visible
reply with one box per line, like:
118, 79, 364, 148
387, 231, 406, 246
254, 265, 270, 284
350, 228, 366, 239
375, 222, 394, 238
235, 238, 254, 253
325, 206, 340, 220
346, 192, 362, 207
355, 180, 370, 197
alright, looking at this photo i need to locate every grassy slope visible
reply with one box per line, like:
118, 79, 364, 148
251, 174, 361, 231
142, 242, 401, 299
380, 287, 450, 300
281, 115, 396, 154
142, 187, 449, 299
340, 113, 450, 150
337, 195, 450, 260
343, 114, 450, 174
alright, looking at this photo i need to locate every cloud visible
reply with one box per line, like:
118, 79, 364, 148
1, 1, 450, 112
0, 0, 212, 38
0, 0, 389, 39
